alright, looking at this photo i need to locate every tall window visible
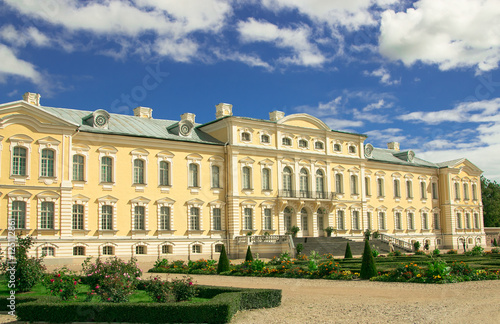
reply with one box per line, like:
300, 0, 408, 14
431, 182, 438, 199
41, 149, 54, 177
12, 147, 27, 176
465, 213, 471, 229
213, 208, 222, 230
335, 173, 343, 194
73, 155, 85, 181
434, 213, 440, 230
244, 208, 253, 230
351, 175, 358, 195
72, 204, 84, 230
472, 183, 478, 200
299, 168, 309, 197
316, 170, 325, 198
378, 212, 386, 230
101, 205, 113, 230
159, 161, 170, 186
242, 166, 252, 189
211, 165, 220, 188
377, 178, 385, 197
40, 201, 54, 229
133, 159, 145, 184
283, 167, 292, 195
189, 163, 199, 187
337, 210, 344, 230
263, 208, 272, 230
262, 168, 271, 190
352, 210, 359, 230
393, 179, 401, 198
301, 208, 308, 231
422, 213, 429, 230
365, 177, 371, 196
160, 206, 171, 230
395, 212, 402, 230
406, 180, 413, 199
463, 183, 469, 200
284, 207, 293, 231
12, 201, 26, 229
408, 213, 415, 230
454, 182, 460, 200
420, 181, 427, 199
456, 212, 462, 229
134, 206, 145, 230
367, 211, 372, 230
190, 207, 200, 230
474, 213, 480, 229
101, 157, 113, 183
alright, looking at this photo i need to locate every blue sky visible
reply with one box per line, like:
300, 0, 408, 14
1, 0, 500, 181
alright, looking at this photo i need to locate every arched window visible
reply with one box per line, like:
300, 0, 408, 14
159, 206, 171, 230
101, 156, 113, 183
337, 210, 345, 230
242, 166, 252, 189
73, 154, 85, 181
333, 143, 341, 152
159, 161, 170, 186
282, 137, 292, 146
406, 180, 413, 198
73, 246, 85, 256
352, 210, 359, 230
42, 246, 55, 257
41, 149, 54, 177
241, 132, 251, 141
299, 168, 309, 197
243, 207, 253, 230
335, 173, 343, 194
465, 212, 471, 229
261, 134, 270, 143
348, 145, 356, 153
102, 246, 114, 255
189, 163, 199, 187
420, 181, 427, 199
12, 146, 27, 176
378, 211, 386, 230
408, 212, 415, 230
12, 201, 26, 229
422, 212, 429, 230
316, 170, 325, 198
463, 183, 469, 200
284, 206, 293, 231
472, 183, 478, 200
101, 205, 113, 230
298, 139, 308, 148
262, 168, 271, 190
133, 159, 145, 184
192, 245, 202, 253
283, 167, 292, 196
315, 141, 324, 150
40, 201, 54, 229
456, 212, 462, 229
135, 246, 146, 254
161, 245, 173, 254
211, 165, 220, 188
454, 182, 460, 200
350, 175, 358, 195
395, 212, 402, 230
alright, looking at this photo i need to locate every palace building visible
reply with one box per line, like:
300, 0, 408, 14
0, 93, 486, 264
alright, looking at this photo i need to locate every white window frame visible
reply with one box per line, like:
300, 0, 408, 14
262, 205, 274, 231
209, 156, 224, 191
433, 208, 441, 230
241, 202, 256, 231
333, 140, 342, 153
377, 208, 387, 230
259, 130, 271, 145
314, 140, 325, 151
187, 199, 204, 231
406, 209, 416, 230
239, 128, 253, 143
419, 177, 427, 200
157, 151, 174, 192
421, 209, 430, 230
336, 208, 346, 230
351, 208, 360, 230
97, 196, 118, 231
394, 209, 403, 230
130, 197, 150, 231
71, 194, 89, 231
209, 200, 225, 231
37, 137, 60, 182
131, 149, 149, 189
7, 190, 31, 230
71, 144, 89, 186
98, 146, 117, 189
157, 197, 175, 231
37, 191, 59, 230
186, 154, 202, 192
9, 135, 33, 184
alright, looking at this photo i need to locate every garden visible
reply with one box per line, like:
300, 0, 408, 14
0, 236, 281, 323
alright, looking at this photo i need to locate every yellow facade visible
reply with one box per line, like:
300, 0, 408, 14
0, 93, 486, 264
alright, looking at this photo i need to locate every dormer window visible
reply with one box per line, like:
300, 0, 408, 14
282, 137, 292, 146
348, 145, 356, 153
334, 143, 341, 152
298, 139, 308, 148
241, 132, 251, 142
314, 141, 324, 150
261, 134, 270, 144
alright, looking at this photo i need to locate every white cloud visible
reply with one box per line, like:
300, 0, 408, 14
0, 44, 42, 84
363, 99, 392, 111
294, 96, 343, 116
0, 25, 50, 47
364, 128, 407, 144
324, 118, 364, 131
213, 50, 273, 70
352, 109, 390, 123
237, 18, 326, 67
363, 67, 400, 85
379, 0, 500, 72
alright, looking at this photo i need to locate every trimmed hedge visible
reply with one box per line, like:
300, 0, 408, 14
15, 285, 281, 324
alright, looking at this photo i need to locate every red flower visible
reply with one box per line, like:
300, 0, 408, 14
59, 289, 63, 292
50, 279, 55, 283
74, 281, 77, 285
57, 274, 61, 277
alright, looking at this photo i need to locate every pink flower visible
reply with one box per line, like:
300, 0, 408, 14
136, 277, 141, 281
74, 281, 77, 285
189, 282, 193, 286
50, 279, 55, 283
95, 285, 100, 289
107, 298, 111, 301
59, 289, 63, 292
60, 279, 63, 282
57, 274, 61, 277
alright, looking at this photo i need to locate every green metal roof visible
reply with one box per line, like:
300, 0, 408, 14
368, 147, 439, 168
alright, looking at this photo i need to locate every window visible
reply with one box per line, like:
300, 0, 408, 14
192, 245, 201, 253
365, 177, 371, 196
431, 182, 438, 199
261, 134, 270, 143
40, 202, 54, 229
352, 210, 359, 230
282, 137, 292, 146
263, 208, 272, 230
134, 206, 145, 230
242, 166, 252, 190
463, 183, 469, 200
73, 246, 85, 256
102, 246, 114, 255
434, 213, 440, 230
211, 165, 220, 188
190, 207, 200, 230
41, 246, 54, 257
284, 207, 293, 231
393, 179, 401, 198
299, 168, 309, 197
262, 168, 271, 190
244, 208, 253, 230
454, 182, 460, 200
215, 244, 223, 253
408, 213, 415, 230
12, 201, 26, 229
465, 213, 471, 229
101, 156, 113, 183
395, 212, 402, 230
241, 132, 251, 141
161, 245, 172, 254
283, 167, 292, 195
422, 213, 429, 230
350, 175, 358, 195
472, 183, 478, 200
135, 246, 146, 255
337, 210, 345, 230
420, 181, 427, 199
333, 143, 341, 152
189, 163, 199, 187
40, 149, 54, 177
72, 204, 84, 230
298, 139, 308, 148
101, 205, 113, 230
301, 208, 308, 231
406, 180, 413, 199
378, 212, 386, 230
335, 173, 343, 194
133, 159, 145, 184
12, 147, 27, 176
159, 161, 170, 186
213, 208, 222, 231
73, 155, 85, 181
159, 206, 171, 230
456, 212, 462, 229
315, 141, 324, 150
367, 212, 372, 230
474, 213, 480, 229
316, 170, 325, 198
377, 178, 385, 197
348, 145, 356, 153
317, 208, 325, 230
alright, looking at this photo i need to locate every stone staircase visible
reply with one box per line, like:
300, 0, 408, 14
292, 237, 408, 257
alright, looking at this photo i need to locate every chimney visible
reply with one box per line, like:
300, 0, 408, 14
133, 106, 153, 119
216, 103, 233, 119
270, 110, 285, 121
23, 92, 41, 106
387, 142, 400, 151
181, 112, 196, 124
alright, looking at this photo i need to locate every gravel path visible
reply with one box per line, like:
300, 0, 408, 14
2, 274, 499, 323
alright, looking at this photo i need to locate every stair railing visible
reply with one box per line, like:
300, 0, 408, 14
378, 233, 414, 252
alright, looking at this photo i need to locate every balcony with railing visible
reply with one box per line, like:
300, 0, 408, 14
278, 190, 337, 200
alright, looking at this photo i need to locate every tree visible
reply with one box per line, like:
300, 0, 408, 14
217, 245, 230, 274
344, 243, 353, 259
13, 235, 45, 292
481, 176, 500, 227
245, 246, 254, 262
360, 240, 377, 279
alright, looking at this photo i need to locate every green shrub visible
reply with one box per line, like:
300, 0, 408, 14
145, 277, 174, 303
315, 261, 341, 277
364, 229, 371, 240
413, 241, 421, 252
432, 248, 441, 256
188, 259, 217, 273
11, 235, 45, 292
360, 240, 377, 279
43, 268, 80, 300
466, 245, 484, 256
494, 238, 498, 247
426, 260, 452, 282
344, 243, 353, 259
245, 246, 254, 262
217, 245, 230, 274
371, 247, 379, 257
296, 243, 304, 255
171, 276, 198, 302
82, 257, 142, 289
491, 247, 500, 254
309, 250, 320, 261
447, 249, 458, 254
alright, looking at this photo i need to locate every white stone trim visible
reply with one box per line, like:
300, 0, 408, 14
7, 190, 31, 229
9, 134, 33, 184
